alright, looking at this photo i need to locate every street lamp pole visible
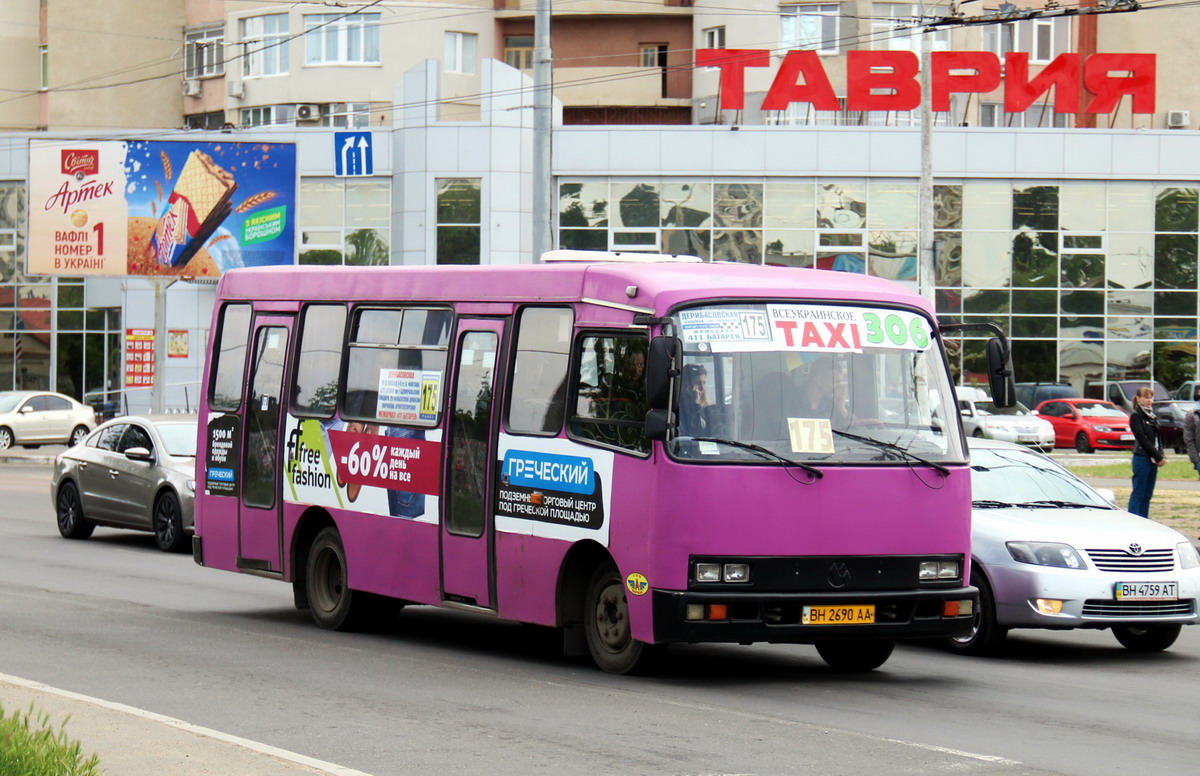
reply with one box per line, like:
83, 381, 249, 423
918, 25, 935, 304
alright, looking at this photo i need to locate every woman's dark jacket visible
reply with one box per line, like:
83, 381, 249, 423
1129, 409, 1164, 461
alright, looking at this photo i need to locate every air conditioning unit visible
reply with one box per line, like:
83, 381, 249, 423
1166, 109, 1190, 129
227, 80, 245, 99
182, 79, 201, 97
296, 103, 321, 122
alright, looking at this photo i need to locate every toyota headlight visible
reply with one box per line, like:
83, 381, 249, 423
1007, 541, 1086, 569
1178, 542, 1200, 570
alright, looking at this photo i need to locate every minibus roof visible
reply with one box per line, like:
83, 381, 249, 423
216, 261, 929, 316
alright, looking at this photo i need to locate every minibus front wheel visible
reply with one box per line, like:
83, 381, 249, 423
584, 562, 663, 675
815, 639, 894, 672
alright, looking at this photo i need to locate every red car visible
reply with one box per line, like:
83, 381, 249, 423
1033, 398, 1134, 453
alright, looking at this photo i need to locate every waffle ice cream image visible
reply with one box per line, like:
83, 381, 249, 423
151, 150, 237, 267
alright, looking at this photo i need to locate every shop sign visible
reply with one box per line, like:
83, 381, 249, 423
696, 49, 1155, 115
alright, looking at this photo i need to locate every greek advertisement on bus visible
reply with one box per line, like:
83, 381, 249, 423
28, 139, 296, 278
495, 435, 613, 545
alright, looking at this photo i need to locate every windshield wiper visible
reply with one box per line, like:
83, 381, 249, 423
972, 499, 1014, 508
832, 429, 950, 475
1017, 499, 1101, 509
684, 436, 824, 479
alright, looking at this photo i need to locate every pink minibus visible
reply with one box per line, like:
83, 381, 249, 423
193, 253, 1013, 673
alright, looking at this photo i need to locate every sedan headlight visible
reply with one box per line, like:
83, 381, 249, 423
1178, 542, 1200, 571
1093, 426, 1114, 433
1007, 541, 1086, 569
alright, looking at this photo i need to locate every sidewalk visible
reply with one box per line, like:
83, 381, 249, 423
0, 675, 369, 776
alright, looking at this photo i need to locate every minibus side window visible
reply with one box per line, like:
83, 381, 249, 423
571, 334, 649, 455
209, 303, 252, 412
507, 307, 573, 435
342, 307, 451, 425
292, 304, 348, 418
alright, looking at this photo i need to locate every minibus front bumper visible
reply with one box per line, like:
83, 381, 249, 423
651, 586, 979, 643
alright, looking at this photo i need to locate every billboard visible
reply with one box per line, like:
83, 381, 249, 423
29, 139, 297, 277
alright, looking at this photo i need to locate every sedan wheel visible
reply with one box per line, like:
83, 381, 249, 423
153, 492, 188, 553
56, 481, 95, 540
0, 426, 12, 450
1112, 624, 1181, 652
1074, 432, 1093, 454
945, 567, 1007, 655
69, 425, 90, 447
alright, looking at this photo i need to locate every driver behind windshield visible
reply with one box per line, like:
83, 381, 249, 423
791, 355, 851, 429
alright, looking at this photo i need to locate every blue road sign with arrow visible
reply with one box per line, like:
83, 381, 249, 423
335, 132, 373, 176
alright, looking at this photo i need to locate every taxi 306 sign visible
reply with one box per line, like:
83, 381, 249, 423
766, 305, 931, 353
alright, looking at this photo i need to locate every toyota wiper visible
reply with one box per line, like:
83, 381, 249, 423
685, 436, 824, 479
972, 499, 1014, 508
832, 429, 950, 475
1018, 499, 1101, 509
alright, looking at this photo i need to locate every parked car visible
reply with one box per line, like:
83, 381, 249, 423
1014, 381, 1078, 409
959, 397, 1055, 453
1172, 380, 1199, 401
0, 390, 95, 450
51, 415, 198, 552
1034, 398, 1133, 453
1152, 401, 1195, 454
1084, 379, 1170, 414
948, 438, 1200, 655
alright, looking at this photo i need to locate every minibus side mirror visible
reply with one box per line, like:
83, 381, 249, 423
645, 408, 672, 441
646, 335, 681, 412
987, 337, 1016, 408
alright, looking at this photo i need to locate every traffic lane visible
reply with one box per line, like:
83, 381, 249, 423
3, 543, 1194, 776
6, 467, 1197, 775
2, 579, 1053, 776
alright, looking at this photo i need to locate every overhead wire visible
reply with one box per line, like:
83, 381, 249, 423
4, 0, 1188, 130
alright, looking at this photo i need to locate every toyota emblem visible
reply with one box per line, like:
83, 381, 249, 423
1127, 542, 1144, 556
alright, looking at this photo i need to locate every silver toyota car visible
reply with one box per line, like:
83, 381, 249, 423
950, 438, 1199, 654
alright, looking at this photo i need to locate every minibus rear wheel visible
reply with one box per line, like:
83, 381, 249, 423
307, 527, 369, 631
583, 562, 663, 675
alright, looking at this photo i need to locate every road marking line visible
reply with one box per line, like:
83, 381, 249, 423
0, 673, 372, 776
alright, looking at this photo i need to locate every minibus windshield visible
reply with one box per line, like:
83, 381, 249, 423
666, 302, 964, 465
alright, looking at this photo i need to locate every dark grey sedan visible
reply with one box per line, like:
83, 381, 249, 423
51, 416, 197, 552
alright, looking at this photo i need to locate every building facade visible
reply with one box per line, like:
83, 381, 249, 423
0, 2, 1198, 411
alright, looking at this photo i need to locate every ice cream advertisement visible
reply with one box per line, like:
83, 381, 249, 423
28, 139, 296, 277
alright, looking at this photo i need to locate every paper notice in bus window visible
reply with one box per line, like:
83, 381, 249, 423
679, 309, 770, 344
377, 368, 440, 423
788, 417, 834, 454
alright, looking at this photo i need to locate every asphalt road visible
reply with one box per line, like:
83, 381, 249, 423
3, 462, 1199, 776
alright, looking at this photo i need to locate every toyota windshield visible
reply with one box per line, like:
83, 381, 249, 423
666, 302, 965, 465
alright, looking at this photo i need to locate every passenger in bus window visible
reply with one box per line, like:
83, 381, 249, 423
679, 363, 716, 437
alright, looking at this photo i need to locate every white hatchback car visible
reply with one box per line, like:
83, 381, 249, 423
959, 397, 1055, 453
950, 439, 1200, 654
0, 390, 96, 449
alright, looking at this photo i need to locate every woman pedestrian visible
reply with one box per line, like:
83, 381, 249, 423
1128, 385, 1165, 517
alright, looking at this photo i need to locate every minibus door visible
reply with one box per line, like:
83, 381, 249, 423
237, 315, 293, 574
441, 320, 505, 609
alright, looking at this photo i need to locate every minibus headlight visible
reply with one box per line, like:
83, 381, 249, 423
186, 479, 196, 493
723, 563, 750, 583
1178, 542, 1200, 570
695, 563, 722, 582
919, 560, 959, 580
